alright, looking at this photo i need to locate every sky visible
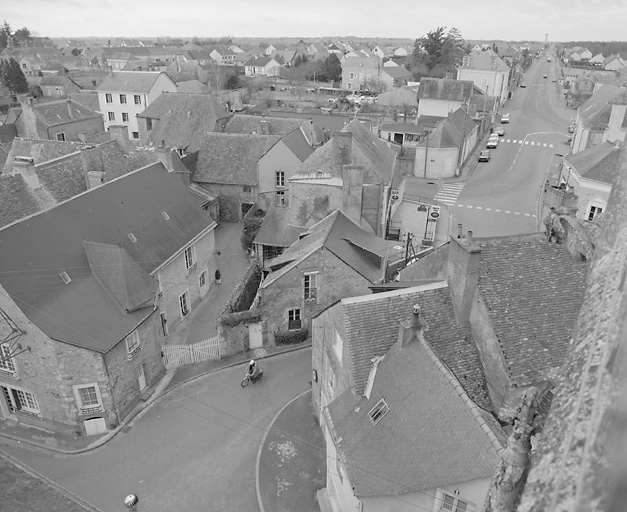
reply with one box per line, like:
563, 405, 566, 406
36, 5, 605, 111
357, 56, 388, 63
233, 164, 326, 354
3, 0, 627, 43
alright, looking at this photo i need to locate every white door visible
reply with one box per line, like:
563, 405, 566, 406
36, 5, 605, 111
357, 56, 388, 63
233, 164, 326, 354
84, 417, 107, 436
138, 365, 147, 391
248, 323, 263, 349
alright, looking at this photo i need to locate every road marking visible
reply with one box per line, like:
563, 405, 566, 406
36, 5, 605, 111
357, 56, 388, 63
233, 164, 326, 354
495, 209, 501, 212
434, 183, 465, 205
485, 208, 491, 211
505, 210, 511, 213
524, 213, 531, 216
525, 141, 529, 145
506, 139, 511, 143
514, 212, 520, 215
476, 206, 482, 210
455, 205, 536, 218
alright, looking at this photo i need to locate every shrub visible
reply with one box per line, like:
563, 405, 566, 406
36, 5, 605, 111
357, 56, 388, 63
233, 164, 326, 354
274, 328, 308, 345
220, 309, 261, 327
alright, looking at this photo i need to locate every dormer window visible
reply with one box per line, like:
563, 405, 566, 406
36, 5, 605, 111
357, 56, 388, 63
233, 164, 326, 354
369, 398, 389, 425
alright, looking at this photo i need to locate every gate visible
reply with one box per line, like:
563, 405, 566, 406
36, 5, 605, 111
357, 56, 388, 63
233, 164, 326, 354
161, 336, 221, 370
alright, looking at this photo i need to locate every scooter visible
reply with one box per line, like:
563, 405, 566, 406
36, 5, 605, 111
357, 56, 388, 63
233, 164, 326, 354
241, 368, 264, 387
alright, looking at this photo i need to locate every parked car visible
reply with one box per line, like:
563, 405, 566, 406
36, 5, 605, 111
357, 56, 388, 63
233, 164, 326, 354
501, 113, 510, 124
520, 82, 526, 88
543, 74, 548, 79
479, 150, 491, 162
486, 135, 499, 149
568, 124, 575, 133
495, 125, 505, 136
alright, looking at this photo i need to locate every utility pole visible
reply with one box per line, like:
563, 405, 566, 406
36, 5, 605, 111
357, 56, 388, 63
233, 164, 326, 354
481, 85, 489, 135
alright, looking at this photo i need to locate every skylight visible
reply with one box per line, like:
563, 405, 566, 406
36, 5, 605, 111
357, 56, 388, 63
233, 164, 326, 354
368, 398, 389, 425
127, 233, 137, 243
162, 212, 170, 220
59, 271, 71, 284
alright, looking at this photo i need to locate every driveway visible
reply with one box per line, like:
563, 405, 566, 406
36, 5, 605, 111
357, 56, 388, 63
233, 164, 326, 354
1, 349, 313, 512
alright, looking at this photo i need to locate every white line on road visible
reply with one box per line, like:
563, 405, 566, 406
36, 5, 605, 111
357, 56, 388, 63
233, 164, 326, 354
495, 209, 501, 212
505, 210, 511, 213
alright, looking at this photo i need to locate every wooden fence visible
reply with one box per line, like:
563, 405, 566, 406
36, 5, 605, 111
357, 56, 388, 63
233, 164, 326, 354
161, 336, 221, 370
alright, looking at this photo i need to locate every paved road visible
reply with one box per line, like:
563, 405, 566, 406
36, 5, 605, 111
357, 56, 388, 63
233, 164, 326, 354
0, 349, 313, 512
451, 55, 573, 237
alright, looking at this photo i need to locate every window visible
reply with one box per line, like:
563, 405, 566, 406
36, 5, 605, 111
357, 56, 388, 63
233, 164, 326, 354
263, 245, 284, 261
132, 131, 139, 139
349, 72, 355, 79
334, 330, 343, 365
56, 132, 66, 141
146, 118, 153, 131
108, 112, 115, 121
0, 344, 16, 376
74, 383, 104, 414
105, 93, 113, 103
588, 205, 603, 220
276, 190, 285, 207
369, 398, 389, 425
176, 148, 185, 157
304, 273, 318, 302
435, 490, 475, 512
288, 309, 301, 330
199, 271, 207, 287
179, 291, 190, 317
359, 72, 364, 81
184, 246, 196, 272
119, 94, 127, 104
125, 330, 141, 359
134, 94, 142, 105
2, 385, 40, 416
242, 185, 252, 193
275, 171, 285, 188
122, 112, 129, 122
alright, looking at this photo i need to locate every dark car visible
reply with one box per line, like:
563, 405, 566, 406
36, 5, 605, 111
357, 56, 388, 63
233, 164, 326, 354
543, 74, 548, 78
478, 150, 491, 162
520, 82, 526, 88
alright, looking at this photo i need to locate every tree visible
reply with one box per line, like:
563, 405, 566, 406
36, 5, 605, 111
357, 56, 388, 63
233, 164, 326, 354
412, 26, 466, 78
321, 53, 341, 83
13, 27, 32, 47
3, 57, 29, 93
0, 21, 11, 51
224, 73, 242, 90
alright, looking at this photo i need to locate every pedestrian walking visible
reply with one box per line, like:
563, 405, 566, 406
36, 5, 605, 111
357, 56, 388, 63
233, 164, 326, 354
215, 269, 221, 285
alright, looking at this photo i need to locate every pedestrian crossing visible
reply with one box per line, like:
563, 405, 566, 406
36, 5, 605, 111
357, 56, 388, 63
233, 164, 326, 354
500, 139, 554, 148
434, 182, 465, 206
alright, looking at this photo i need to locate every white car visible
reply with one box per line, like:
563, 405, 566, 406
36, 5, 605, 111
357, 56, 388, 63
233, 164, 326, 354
486, 135, 499, 149
501, 113, 510, 124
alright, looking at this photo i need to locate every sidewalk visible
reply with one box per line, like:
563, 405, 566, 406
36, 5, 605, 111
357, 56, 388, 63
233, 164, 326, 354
257, 390, 327, 512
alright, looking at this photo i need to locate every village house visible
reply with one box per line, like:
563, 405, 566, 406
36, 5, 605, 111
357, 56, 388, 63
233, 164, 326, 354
192, 131, 311, 220
0, 163, 216, 437
457, 50, 510, 105
244, 57, 281, 77
414, 108, 479, 179
341, 56, 381, 91
603, 54, 627, 71
39, 76, 82, 99
96, 71, 178, 141
561, 140, 621, 221
571, 86, 627, 153
379, 65, 412, 89
256, 210, 400, 345
416, 77, 474, 117
313, 288, 501, 512
209, 47, 236, 66
136, 93, 232, 155
11, 98, 104, 142
399, 231, 588, 411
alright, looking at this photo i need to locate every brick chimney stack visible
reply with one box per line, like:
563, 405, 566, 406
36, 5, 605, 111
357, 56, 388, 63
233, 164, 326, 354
331, 131, 352, 177
13, 156, 40, 190
447, 229, 481, 327
108, 125, 130, 154
66, 99, 74, 119
342, 165, 364, 226
399, 304, 427, 347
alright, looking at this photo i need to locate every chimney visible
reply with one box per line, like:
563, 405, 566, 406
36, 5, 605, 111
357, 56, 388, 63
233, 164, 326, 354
66, 99, 74, 119
108, 125, 130, 154
80, 145, 105, 189
13, 156, 40, 189
342, 165, 364, 225
447, 230, 482, 327
259, 119, 270, 135
331, 131, 352, 177
155, 145, 174, 172
398, 304, 427, 348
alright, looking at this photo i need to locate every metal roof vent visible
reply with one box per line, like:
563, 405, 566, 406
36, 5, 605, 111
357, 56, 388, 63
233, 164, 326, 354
59, 271, 71, 284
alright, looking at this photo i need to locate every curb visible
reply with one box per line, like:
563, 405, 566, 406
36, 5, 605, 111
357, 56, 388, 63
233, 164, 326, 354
0, 343, 312, 455
255, 389, 312, 512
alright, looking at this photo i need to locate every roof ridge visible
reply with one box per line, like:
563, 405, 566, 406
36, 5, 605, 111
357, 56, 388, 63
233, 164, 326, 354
416, 331, 504, 455
341, 282, 448, 305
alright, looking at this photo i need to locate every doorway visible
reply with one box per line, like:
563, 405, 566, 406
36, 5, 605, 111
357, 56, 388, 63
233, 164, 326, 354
138, 364, 147, 391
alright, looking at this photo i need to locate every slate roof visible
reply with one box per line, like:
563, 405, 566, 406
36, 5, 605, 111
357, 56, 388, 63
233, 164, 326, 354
476, 234, 589, 386
263, 210, 400, 286
326, 310, 501, 497
96, 71, 170, 93
244, 56, 276, 67
578, 85, 627, 128
137, 93, 231, 153
194, 133, 281, 186
565, 141, 622, 184
31, 99, 101, 127
418, 108, 477, 149
417, 77, 474, 102
253, 206, 306, 247
0, 174, 48, 228
381, 66, 412, 79
291, 119, 396, 185
174, 80, 209, 94
0, 163, 215, 353
4, 138, 90, 169
463, 49, 510, 72
281, 128, 315, 162
68, 92, 101, 111
335, 284, 490, 409
224, 115, 308, 137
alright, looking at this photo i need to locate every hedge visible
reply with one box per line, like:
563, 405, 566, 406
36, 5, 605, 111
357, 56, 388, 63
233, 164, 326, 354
274, 328, 309, 345
220, 309, 262, 327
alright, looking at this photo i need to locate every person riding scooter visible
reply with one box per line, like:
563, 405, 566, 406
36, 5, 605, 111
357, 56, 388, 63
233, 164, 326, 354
247, 359, 260, 380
